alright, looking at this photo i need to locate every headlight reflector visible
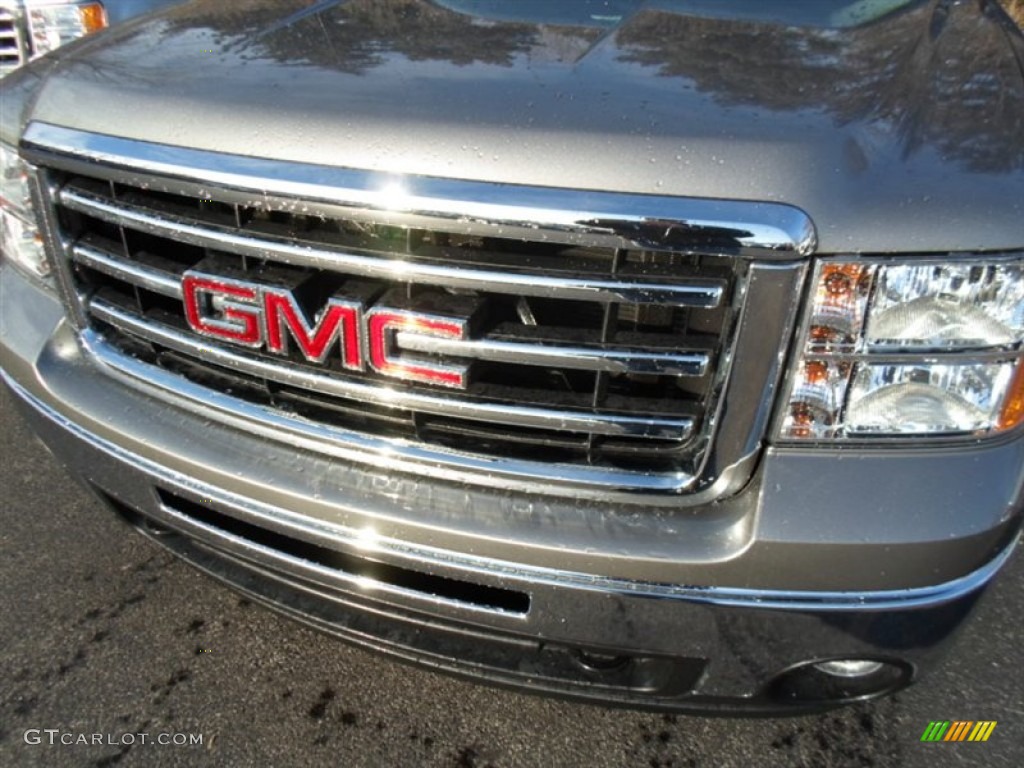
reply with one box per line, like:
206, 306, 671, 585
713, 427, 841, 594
780, 257, 1024, 440
28, 2, 107, 58
845, 362, 1015, 435
0, 142, 51, 285
866, 264, 1023, 350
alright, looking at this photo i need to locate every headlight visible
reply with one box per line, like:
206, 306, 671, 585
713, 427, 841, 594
779, 257, 1024, 440
0, 141, 52, 286
28, 2, 107, 59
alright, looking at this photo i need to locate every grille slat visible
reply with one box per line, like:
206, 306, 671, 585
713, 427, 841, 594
394, 332, 708, 376
59, 186, 727, 307
73, 241, 185, 298
72, 239, 712, 377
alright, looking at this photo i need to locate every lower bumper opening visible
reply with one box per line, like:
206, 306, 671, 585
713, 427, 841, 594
151, 487, 532, 616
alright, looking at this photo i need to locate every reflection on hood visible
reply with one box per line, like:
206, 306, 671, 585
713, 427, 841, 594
615, 1, 1024, 173
168, 0, 547, 74
47, 0, 1024, 179
154, 0, 1022, 174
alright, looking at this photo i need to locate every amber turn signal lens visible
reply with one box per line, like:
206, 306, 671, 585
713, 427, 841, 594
999, 362, 1024, 431
821, 264, 865, 300
80, 4, 108, 34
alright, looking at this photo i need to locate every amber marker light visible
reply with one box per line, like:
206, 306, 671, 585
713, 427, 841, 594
804, 360, 829, 384
786, 403, 816, 439
80, 3, 109, 34
821, 264, 859, 299
999, 362, 1024, 431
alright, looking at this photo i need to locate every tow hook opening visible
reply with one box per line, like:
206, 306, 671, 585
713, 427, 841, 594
767, 659, 912, 705
570, 649, 632, 673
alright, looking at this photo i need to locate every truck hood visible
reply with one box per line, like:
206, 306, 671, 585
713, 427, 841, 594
21, 0, 1024, 252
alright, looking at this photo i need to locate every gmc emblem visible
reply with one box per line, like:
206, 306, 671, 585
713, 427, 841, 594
181, 271, 473, 389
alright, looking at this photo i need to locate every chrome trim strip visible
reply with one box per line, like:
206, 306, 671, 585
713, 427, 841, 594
78, 330, 696, 496
23, 121, 818, 258
395, 332, 709, 376
27, 168, 86, 328
147, 486, 1024, 610
72, 242, 184, 299
72, 238, 708, 376
89, 300, 694, 440
5, 364, 1016, 613
58, 187, 726, 307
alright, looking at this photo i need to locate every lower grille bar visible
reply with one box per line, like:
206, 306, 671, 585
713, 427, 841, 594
76, 332, 696, 495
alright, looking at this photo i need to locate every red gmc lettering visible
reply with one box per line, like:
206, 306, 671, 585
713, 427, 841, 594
181, 274, 263, 347
263, 292, 363, 369
182, 272, 471, 388
365, 309, 470, 389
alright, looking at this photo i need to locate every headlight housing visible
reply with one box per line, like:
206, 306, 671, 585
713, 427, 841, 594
779, 257, 1024, 440
0, 141, 52, 286
28, 2, 107, 59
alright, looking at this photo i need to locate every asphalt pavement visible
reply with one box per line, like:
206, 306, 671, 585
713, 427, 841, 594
1, 385, 1021, 768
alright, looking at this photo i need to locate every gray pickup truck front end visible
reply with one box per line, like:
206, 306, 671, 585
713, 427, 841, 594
1, 0, 1023, 713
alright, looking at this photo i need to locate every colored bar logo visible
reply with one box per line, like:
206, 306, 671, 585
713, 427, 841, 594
920, 721, 997, 742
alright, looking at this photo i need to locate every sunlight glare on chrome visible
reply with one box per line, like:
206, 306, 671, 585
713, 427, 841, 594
353, 526, 381, 552
376, 179, 413, 212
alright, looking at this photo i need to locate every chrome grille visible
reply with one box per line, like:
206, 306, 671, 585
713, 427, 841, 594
24, 123, 816, 496
57, 176, 732, 457
0, 8, 25, 74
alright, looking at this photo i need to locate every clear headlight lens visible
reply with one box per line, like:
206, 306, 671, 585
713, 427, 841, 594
28, 2, 107, 58
866, 264, 1023, 349
0, 141, 52, 285
780, 258, 1024, 440
846, 363, 1016, 434
0, 142, 33, 215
